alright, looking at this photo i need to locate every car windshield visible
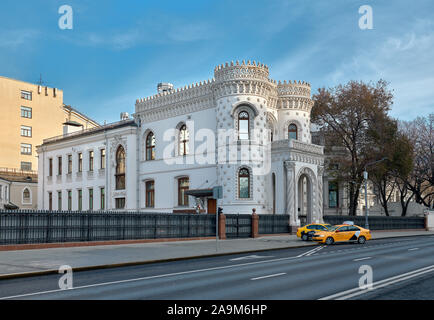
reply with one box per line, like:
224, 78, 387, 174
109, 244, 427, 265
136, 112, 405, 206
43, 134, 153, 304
324, 224, 332, 229
327, 226, 340, 231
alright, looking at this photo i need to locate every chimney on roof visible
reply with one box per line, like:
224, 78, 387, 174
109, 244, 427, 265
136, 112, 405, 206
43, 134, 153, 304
120, 112, 130, 121
157, 82, 174, 94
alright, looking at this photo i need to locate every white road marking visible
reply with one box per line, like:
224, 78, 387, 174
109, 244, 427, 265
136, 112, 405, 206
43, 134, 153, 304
353, 257, 372, 262
0, 254, 305, 300
229, 255, 274, 261
297, 246, 326, 257
408, 248, 419, 251
320, 265, 434, 300
251, 273, 286, 281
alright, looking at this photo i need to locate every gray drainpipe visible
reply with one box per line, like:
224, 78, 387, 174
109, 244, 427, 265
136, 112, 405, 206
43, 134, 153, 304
136, 116, 141, 211
40, 147, 45, 210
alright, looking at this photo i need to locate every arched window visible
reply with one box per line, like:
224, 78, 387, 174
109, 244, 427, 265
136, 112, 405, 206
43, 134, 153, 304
115, 146, 126, 190
145, 132, 155, 160
238, 111, 250, 140
288, 124, 298, 140
179, 125, 189, 156
238, 168, 250, 199
23, 188, 30, 202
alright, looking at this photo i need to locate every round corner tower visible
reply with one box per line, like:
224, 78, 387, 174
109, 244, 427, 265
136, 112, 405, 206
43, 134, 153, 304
275, 80, 313, 144
213, 60, 273, 214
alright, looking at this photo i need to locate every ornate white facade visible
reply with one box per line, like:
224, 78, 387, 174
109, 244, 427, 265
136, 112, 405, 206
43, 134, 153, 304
38, 61, 325, 229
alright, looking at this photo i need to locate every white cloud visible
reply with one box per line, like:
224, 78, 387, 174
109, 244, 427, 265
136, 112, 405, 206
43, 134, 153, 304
323, 20, 434, 120
0, 29, 40, 48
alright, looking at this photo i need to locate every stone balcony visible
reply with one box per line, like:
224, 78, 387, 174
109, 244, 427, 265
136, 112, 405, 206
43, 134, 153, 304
272, 139, 324, 155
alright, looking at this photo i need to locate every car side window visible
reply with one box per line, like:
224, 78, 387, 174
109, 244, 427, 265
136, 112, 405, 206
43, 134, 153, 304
318, 226, 326, 231
339, 226, 350, 232
349, 226, 360, 231
307, 225, 316, 230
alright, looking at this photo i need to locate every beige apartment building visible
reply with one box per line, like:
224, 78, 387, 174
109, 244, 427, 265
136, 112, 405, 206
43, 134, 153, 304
0, 76, 99, 172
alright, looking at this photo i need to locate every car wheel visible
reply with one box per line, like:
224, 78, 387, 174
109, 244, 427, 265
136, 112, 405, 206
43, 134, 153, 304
358, 236, 366, 244
301, 233, 309, 241
325, 237, 334, 245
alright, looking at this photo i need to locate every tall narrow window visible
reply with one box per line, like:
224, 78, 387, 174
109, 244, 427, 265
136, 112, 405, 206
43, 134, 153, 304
67, 155, 72, 174
78, 189, 82, 211
146, 132, 156, 160
115, 146, 126, 190
48, 192, 53, 211
58, 191, 62, 211
48, 158, 53, 176
89, 188, 93, 211
100, 149, 106, 169
89, 151, 94, 171
179, 125, 189, 156
238, 111, 250, 140
288, 124, 298, 140
58, 156, 62, 175
238, 168, 250, 199
78, 153, 83, 172
329, 181, 339, 208
145, 180, 155, 208
178, 177, 189, 206
100, 187, 105, 210
67, 190, 72, 210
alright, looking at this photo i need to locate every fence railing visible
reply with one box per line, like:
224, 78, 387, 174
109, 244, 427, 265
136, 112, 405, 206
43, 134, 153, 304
258, 214, 290, 234
0, 210, 427, 245
0, 210, 216, 245
323, 215, 426, 230
225, 214, 252, 238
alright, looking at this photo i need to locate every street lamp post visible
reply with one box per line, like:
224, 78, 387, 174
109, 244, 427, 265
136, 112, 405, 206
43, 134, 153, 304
363, 170, 369, 229
363, 157, 388, 230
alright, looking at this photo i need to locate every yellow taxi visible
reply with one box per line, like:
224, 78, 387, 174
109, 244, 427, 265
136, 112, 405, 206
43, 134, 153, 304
297, 223, 333, 241
312, 224, 371, 245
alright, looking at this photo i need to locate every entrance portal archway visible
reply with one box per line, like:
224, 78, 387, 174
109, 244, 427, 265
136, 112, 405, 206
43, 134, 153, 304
296, 167, 317, 225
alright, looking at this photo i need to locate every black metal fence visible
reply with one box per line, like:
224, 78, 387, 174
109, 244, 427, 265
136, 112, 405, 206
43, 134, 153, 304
258, 214, 290, 234
0, 210, 216, 245
323, 215, 426, 230
225, 214, 252, 238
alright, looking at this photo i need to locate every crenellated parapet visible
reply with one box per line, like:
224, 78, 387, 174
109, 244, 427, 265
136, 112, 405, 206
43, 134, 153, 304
214, 60, 270, 83
276, 80, 311, 98
135, 79, 215, 122
275, 80, 313, 113
134, 60, 314, 122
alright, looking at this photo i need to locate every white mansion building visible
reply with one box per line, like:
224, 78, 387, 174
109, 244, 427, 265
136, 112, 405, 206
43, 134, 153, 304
37, 61, 327, 229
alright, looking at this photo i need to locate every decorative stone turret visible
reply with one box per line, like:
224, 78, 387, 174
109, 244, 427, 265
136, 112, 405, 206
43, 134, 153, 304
214, 60, 270, 83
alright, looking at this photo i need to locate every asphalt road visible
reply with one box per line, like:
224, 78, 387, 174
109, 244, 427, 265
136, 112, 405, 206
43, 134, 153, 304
1, 235, 434, 300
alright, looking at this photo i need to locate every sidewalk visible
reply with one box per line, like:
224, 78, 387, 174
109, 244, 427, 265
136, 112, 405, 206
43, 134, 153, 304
0, 230, 433, 279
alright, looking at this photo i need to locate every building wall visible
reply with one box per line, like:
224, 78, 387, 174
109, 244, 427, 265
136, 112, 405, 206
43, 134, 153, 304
139, 108, 217, 212
37, 61, 325, 219
37, 124, 137, 211
9, 181, 38, 210
0, 179, 10, 209
0, 76, 98, 171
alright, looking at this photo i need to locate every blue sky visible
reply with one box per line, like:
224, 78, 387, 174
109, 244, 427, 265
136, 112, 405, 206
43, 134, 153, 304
1, 0, 433, 124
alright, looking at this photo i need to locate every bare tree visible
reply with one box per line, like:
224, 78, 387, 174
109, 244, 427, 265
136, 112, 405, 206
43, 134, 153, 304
399, 114, 434, 208
312, 80, 394, 216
